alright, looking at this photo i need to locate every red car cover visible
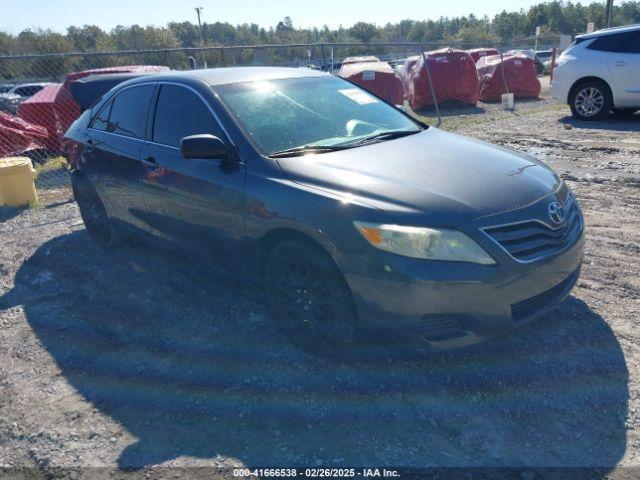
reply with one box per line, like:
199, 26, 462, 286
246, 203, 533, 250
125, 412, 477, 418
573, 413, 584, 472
466, 48, 500, 64
476, 54, 541, 101
17, 65, 169, 153
397, 55, 420, 102
404, 48, 480, 110
338, 61, 403, 106
0, 112, 48, 157
17, 83, 64, 151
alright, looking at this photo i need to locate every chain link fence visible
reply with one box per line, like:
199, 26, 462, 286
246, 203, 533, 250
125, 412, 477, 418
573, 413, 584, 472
0, 38, 561, 204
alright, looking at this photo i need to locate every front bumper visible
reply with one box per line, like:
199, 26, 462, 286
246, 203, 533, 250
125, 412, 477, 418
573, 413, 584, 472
340, 197, 585, 351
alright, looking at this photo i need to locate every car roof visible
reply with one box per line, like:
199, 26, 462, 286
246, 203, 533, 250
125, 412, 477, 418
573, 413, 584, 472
12, 82, 52, 88
126, 66, 328, 87
577, 23, 640, 39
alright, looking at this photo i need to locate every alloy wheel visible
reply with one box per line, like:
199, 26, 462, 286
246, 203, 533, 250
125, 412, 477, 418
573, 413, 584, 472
272, 259, 334, 341
574, 87, 605, 118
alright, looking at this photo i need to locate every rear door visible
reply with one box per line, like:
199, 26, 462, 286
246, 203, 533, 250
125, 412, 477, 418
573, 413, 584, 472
84, 83, 155, 232
590, 31, 640, 107
139, 83, 246, 274
607, 30, 640, 107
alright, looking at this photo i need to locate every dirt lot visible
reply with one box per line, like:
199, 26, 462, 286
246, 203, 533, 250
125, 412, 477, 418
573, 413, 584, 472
1, 105, 639, 477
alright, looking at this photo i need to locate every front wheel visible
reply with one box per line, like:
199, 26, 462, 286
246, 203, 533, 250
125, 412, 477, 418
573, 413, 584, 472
265, 240, 356, 354
73, 175, 120, 248
569, 80, 612, 120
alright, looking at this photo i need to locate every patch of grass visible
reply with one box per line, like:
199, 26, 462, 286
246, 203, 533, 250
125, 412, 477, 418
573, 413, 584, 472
34, 156, 68, 178
27, 199, 42, 210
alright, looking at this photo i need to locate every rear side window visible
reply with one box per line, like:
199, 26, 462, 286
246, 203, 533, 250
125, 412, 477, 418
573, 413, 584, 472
91, 101, 112, 132
152, 84, 223, 148
97, 84, 154, 139
588, 32, 632, 53
626, 31, 640, 53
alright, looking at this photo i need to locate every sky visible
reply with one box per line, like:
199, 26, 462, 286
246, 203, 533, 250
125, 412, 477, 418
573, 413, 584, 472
0, 0, 547, 34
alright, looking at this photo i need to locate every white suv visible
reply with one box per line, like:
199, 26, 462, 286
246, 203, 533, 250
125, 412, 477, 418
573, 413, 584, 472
551, 24, 640, 120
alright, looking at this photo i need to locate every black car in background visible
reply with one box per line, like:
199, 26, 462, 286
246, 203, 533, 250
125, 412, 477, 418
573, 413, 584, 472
64, 67, 584, 354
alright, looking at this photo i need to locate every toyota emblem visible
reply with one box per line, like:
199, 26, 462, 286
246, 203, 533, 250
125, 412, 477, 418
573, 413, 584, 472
547, 201, 566, 225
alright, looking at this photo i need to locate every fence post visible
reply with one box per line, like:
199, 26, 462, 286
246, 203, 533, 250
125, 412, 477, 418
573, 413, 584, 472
550, 47, 557, 84
499, 43, 509, 95
330, 46, 334, 73
320, 43, 326, 71
421, 45, 441, 128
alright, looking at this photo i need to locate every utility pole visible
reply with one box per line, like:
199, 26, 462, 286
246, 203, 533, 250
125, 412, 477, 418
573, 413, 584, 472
605, 0, 614, 28
195, 7, 204, 45
194, 6, 207, 68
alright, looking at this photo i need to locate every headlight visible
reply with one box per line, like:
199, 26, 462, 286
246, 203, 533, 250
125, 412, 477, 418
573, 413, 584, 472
354, 221, 496, 265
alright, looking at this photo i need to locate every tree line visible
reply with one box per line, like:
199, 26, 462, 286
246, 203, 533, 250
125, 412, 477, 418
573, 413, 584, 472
1, 1, 639, 79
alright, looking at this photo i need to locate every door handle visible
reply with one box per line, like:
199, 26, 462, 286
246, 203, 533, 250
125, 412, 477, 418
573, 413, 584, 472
615, 61, 626, 67
142, 156, 159, 168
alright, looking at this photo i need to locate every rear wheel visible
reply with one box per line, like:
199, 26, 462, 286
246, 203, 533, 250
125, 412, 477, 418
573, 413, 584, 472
569, 79, 612, 120
73, 176, 120, 248
265, 240, 355, 354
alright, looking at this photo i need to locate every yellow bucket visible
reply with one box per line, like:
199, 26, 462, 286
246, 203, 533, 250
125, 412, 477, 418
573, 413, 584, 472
0, 156, 38, 208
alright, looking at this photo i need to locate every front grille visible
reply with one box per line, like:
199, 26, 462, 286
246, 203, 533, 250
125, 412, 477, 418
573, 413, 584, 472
483, 194, 582, 262
511, 268, 580, 323
419, 315, 466, 341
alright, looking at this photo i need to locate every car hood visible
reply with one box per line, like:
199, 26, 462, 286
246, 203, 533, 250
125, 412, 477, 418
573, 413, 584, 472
275, 127, 561, 227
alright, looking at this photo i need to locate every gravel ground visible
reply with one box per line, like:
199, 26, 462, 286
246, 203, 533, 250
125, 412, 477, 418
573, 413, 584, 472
0, 105, 639, 477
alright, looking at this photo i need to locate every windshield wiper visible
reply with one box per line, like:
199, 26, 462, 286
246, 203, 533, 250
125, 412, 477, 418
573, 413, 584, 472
269, 130, 421, 158
347, 129, 420, 147
269, 144, 353, 158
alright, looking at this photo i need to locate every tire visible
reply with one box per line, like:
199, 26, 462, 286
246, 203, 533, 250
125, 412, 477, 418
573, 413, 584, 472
265, 240, 356, 354
73, 175, 120, 248
569, 79, 612, 120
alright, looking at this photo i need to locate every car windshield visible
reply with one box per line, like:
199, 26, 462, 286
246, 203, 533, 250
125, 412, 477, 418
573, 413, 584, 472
214, 75, 422, 156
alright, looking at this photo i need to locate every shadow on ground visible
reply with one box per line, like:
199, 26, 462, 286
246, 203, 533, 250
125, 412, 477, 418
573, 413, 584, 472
559, 113, 640, 131
0, 205, 27, 223
0, 231, 629, 469
415, 103, 487, 118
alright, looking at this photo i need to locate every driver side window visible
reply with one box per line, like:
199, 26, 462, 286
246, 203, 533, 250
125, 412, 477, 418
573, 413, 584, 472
152, 84, 224, 148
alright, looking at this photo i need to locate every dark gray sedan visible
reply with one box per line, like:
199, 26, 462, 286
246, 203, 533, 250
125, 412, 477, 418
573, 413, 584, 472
64, 67, 584, 353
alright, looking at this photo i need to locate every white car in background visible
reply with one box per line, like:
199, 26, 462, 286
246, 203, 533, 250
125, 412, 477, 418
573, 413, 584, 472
507, 49, 535, 59
0, 82, 51, 114
551, 24, 640, 120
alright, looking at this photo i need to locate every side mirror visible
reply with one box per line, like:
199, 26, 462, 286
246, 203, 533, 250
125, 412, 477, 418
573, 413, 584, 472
180, 134, 231, 160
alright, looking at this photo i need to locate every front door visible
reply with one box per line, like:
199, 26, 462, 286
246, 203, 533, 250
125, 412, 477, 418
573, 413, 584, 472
140, 83, 246, 275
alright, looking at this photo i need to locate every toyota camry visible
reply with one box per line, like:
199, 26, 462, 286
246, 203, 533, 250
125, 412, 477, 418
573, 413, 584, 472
64, 67, 584, 353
